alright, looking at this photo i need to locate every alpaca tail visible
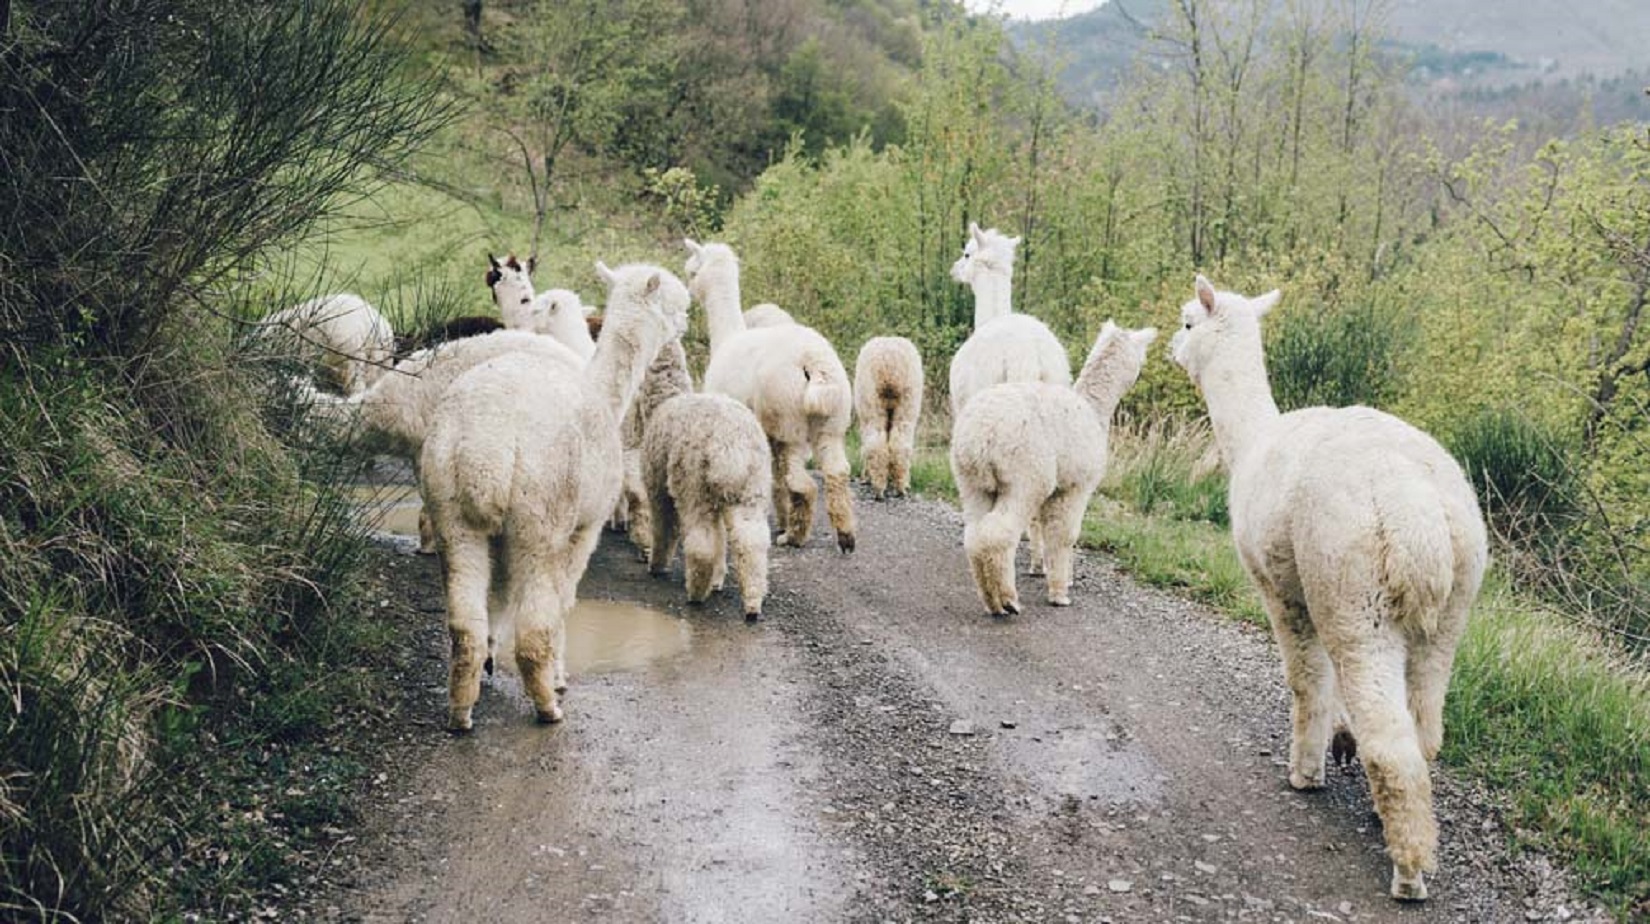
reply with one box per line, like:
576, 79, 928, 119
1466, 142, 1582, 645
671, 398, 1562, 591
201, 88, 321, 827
801, 355, 847, 420
1379, 477, 1456, 637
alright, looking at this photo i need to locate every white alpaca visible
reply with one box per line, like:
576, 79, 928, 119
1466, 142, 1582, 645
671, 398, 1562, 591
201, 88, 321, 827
259, 293, 395, 395
643, 391, 773, 619
684, 239, 857, 552
854, 336, 924, 499
301, 330, 585, 554
950, 321, 1155, 616
945, 223, 1070, 416
616, 339, 694, 557
1171, 275, 1487, 901
420, 263, 690, 730
486, 254, 597, 360
743, 303, 795, 328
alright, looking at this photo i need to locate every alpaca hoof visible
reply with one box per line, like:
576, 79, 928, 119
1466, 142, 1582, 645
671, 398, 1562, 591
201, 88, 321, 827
483, 656, 495, 677
1027, 563, 1046, 576
1331, 729, 1359, 767
1001, 599, 1021, 616
1289, 768, 1326, 790
535, 704, 565, 725
744, 610, 761, 623
1048, 593, 1072, 607
1390, 866, 1428, 902
447, 708, 474, 734
553, 683, 568, 694
873, 491, 887, 502
838, 532, 856, 553
417, 544, 437, 556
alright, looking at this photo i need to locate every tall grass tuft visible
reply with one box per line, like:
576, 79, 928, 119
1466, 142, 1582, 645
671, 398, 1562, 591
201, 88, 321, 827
1102, 416, 1228, 526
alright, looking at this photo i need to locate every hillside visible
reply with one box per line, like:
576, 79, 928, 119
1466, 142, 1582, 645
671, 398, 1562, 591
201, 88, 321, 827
1009, 0, 1650, 121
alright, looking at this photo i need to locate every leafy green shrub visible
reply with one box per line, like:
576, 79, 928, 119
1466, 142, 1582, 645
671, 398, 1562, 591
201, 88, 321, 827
1266, 298, 1412, 412
1447, 407, 1582, 546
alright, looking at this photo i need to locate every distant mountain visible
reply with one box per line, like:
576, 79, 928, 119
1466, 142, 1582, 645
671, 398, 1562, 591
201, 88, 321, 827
1009, 0, 1650, 119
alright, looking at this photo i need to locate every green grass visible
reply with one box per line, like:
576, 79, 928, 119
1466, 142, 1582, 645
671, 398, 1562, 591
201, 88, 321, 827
1078, 499, 1267, 625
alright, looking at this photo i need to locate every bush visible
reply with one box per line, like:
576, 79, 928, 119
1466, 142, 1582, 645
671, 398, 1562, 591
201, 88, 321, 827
1266, 298, 1411, 412
1447, 407, 1582, 546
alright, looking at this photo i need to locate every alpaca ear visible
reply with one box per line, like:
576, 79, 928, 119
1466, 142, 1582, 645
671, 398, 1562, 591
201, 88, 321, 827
487, 252, 501, 270
484, 267, 501, 289
595, 261, 617, 286
527, 255, 537, 276
683, 238, 703, 257
1132, 327, 1160, 347
644, 272, 662, 296
969, 222, 984, 244
1252, 289, 1282, 317
1195, 274, 1217, 311
1100, 319, 1119, 337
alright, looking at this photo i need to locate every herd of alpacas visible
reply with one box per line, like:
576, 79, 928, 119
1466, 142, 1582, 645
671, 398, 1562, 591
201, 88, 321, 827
267, 223, 1488, 903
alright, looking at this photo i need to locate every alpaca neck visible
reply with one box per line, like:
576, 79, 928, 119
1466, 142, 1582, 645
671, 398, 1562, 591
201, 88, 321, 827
970, 269, 1013, 326
698, 264, 746, 355
1073, 348, 1134, 428
588, 316, 669, 426
1199, 328, 1280, 469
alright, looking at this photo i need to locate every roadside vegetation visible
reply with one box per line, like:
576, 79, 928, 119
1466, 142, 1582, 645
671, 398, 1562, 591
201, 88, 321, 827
4, 0, 1647, 918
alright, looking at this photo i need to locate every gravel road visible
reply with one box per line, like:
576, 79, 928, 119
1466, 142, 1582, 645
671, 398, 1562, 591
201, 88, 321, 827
318, 483, 1609, 924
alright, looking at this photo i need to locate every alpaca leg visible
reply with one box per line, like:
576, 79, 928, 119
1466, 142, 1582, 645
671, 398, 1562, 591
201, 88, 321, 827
1332, 635, 1437, 900
623, 450, 651, 559
682, 514, 721, 604
551, 524, 604, 694
1263, 593, 1338, 790
440, 528, 491, 732
1025, 511, 1049, 576
963, 489, 1034, 616
769, 439, 793, 537
861, 425, 890, 498
814, 434, 856, 552
1407, 606, 1469, 763
709, 519, 728, 592
647, 490, 679, 577
726, 506, 771, 620
1040, 489, 1089, 606
776, 442, 817, 547
889, 418, 918, 497
417, 508, 438, 555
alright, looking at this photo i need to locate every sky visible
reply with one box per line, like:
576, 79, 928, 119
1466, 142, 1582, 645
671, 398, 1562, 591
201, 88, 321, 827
961, 0, 1109, 20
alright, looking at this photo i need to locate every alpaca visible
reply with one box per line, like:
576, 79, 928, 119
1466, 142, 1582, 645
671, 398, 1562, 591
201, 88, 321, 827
945, 223, 1070, 416
643, 392, 773, 619
684, 239, 856, 552
615, 339, 694, 557
259, 293, 395, 395
1170, 275, 1487, 901
853, 336, 924, 499
486, 254, 598, 361
950, 321, 1155, 616
302, 330, 585, 554
420, 263, 690, 730
394, 315, 505, 359
743, 303, 795, 328
947, 222, 1072, 575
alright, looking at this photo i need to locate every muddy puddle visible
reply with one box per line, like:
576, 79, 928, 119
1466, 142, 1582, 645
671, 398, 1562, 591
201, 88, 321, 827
350, 486, 692, 677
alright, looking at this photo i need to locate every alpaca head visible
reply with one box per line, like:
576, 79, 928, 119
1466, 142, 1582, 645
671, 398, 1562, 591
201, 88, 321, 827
1169, 274, 1280, 386
949, 222, 1020, 286
536, 288, 587, 324
596, 261, 691, 344
681, 238, 738, 303
485, 253, 536, 313
1081, 320, 1159, 394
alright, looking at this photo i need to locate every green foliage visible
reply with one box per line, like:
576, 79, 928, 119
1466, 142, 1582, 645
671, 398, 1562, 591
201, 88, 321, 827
1266, 297, 1413, 411
1447, 407, 1582, 543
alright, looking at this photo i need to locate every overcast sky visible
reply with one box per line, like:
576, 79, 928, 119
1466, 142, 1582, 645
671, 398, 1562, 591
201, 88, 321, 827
962, 0, 1109, 20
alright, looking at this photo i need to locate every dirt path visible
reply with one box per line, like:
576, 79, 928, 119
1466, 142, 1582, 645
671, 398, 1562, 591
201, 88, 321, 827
329, 486, 1606, 923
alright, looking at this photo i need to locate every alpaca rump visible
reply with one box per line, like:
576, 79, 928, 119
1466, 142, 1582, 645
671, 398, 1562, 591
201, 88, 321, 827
950, 322, 1155, 616
854, 336, 924, 498
684, 238, 856, 552
422, 263, 690, 731
642, 393, 772, 618
258, 292, 396, 395
1172, 275, 1487, 902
